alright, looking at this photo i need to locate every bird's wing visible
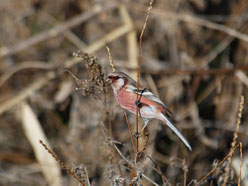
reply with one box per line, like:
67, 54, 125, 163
127, 86, 174, 119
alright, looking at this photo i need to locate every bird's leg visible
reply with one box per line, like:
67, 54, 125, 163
134, 132, 140, 139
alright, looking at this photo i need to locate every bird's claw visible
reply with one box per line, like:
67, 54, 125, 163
134, 132, 141, 139
135, 100, 142, 108
135, 88, 147, 108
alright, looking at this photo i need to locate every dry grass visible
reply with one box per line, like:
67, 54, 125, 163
0, 0, 248, 185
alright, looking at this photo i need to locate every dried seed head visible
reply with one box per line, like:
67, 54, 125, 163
69, 51, 106, 98
71, 164, 90, 184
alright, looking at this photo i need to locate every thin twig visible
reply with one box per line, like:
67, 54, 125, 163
197, 143, 241, 184
0, 18, 133, 115
0, 61, 55, 89
183, 159, 187, 186
238, 142, 242, 186
84, 167, 91, 186
132, 1, 153, 184
124, 111, 136, 153
223, 95, 244, 185
145, 155, 171, 185
142, 65, 248, 75
113, 144, 159, 186
113, 144, 134, 167
0, 4, 117, 58
0, 71, 56, 115
132, 5, 248, 43
142, 174, 159, 186
41, 12, 87, 49
136, 0, 153, 161
39, 140, 86, 186
119, 4, 137, 72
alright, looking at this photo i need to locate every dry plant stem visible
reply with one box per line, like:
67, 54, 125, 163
143, 65, 248, 75
201, 36, 234, 67
136, 0, 153, 160
239, 142, 242, 186
65, 70, 81, 83
236, 70, 248, 87
196, 76, 224, 104
106, 46, 116, 72
134, 5, 248, 43
146, 155, 170, 185
0, 15, 131, 89
129, 1, 153, 183
124, 111, 136, 152
21, 102, 61, 186
142, 175, 159, 186
183, 159, 187, 186
103, 86, 115, 165
167, 12, 248, 43
223, 96, 244, 186
197, 142, 241, 184
39, 140, 86, 186
0, 16, 132, 115
0, 4, 117, 58
130, 166, 137, 186
102, 124, 159, 185
105, 47, 117, 167
119, 4, 137, 72
131, 0, 153, 183
114, 145, 134, 167
105, 46, 118, 169
81, 24, 133, 57
84, 167, 91, 186
0, 71, 56, 115
0, 61, 55, 89
103, 86, 113, 140
113, 145, 159, 186
41, 12, 87, 49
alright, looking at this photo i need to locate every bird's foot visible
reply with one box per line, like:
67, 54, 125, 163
134, 132, 142, 139
135, 100, 142, 108
135, 88, 147, 108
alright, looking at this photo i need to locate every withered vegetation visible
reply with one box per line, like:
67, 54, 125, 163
0, 0, 248, 186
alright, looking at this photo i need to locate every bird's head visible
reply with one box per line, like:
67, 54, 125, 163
106, 71, 129, 91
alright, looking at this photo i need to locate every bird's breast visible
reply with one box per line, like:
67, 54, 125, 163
116, 89, 136, 113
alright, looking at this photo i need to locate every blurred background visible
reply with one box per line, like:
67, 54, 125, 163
0, 0, 248, 185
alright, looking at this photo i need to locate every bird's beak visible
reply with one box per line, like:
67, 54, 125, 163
105, 77, 112, 84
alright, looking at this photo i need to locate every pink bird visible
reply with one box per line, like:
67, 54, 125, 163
106, 71, 192, 151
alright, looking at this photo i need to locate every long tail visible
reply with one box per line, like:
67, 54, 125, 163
160, 114, 192, 151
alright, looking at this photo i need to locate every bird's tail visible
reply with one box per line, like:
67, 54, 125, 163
160, 114, 192, 151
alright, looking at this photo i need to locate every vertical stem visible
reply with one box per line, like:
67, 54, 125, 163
238, 142, 242, 186
135, 0, 153, 162
124, 111, 136, 152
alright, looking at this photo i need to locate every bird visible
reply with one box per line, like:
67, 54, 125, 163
106, 71, 192, 151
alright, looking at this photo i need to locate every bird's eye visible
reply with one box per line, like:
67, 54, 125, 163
114, 76, 120, 80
